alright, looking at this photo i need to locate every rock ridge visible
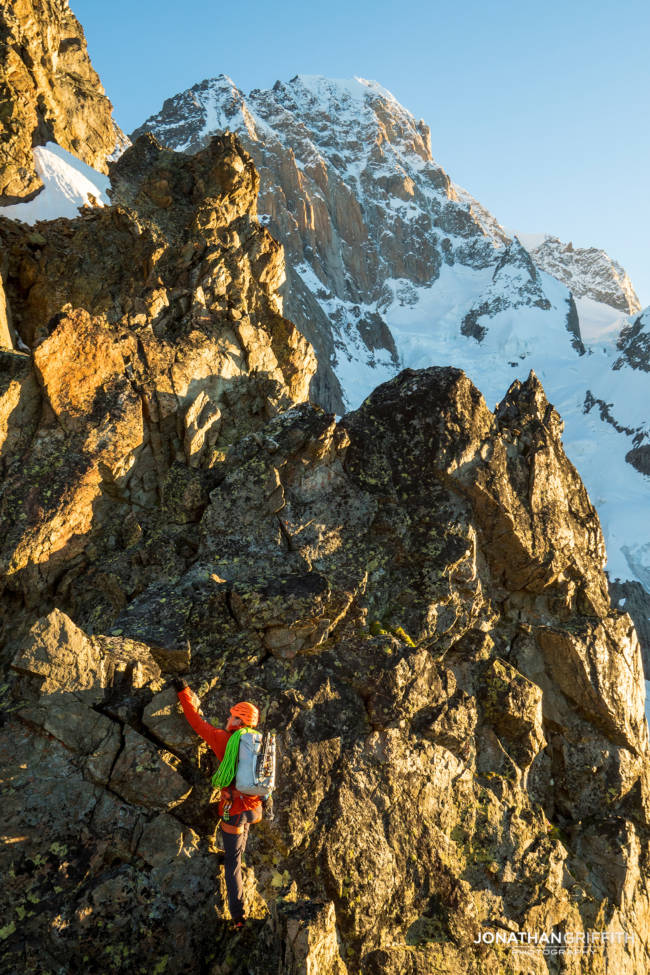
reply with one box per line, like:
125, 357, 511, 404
0, 131, 315, 627
2, 341, 650, 972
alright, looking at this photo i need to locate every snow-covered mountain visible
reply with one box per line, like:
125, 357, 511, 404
133, 75, 643, 404
518, 232, 641, 314
134, 74, 555, 410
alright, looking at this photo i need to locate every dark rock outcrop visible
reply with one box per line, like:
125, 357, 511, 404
614, 309, 650, 373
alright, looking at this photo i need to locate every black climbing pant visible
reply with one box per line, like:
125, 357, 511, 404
220, 808, 261, 921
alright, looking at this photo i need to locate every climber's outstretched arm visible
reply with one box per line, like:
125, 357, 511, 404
173, 678, 224, 751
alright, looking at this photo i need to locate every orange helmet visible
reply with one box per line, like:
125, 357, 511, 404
230, 701, 259, 727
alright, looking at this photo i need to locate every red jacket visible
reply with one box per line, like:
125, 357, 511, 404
177, 687, 262, 818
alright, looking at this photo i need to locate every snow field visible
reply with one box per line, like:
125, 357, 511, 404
1, 144, 110, 223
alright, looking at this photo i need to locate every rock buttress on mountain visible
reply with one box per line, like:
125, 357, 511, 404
0, 132, 314, 618
1, 130, 650, 973
522, 235, 641, 315
0, 0, 127, 204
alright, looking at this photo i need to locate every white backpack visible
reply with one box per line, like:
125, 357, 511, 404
234, 730, 276, 797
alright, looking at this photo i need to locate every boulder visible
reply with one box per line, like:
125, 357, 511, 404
142, 687, 200, 758
109, 727, 192, 810
11, 609, 106, 702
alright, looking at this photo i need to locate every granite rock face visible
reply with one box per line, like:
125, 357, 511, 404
0, 0, 127, 204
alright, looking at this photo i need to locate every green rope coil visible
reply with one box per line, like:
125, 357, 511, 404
211, 727, 254, 790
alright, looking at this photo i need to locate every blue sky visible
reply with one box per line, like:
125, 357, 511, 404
73, 0, 649, 304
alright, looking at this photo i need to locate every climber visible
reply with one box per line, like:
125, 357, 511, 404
172, 678, 262, 928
